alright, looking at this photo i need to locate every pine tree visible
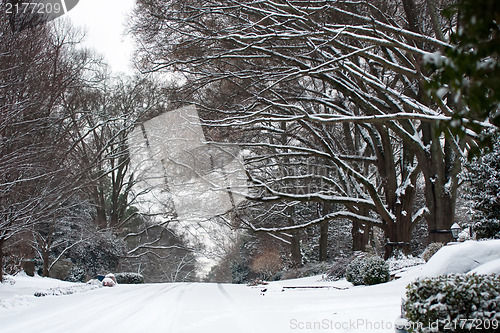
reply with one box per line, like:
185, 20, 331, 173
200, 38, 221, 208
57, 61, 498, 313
465, 136, 500, 239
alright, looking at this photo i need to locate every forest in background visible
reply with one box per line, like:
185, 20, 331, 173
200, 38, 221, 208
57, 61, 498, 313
1, 0, 499, 283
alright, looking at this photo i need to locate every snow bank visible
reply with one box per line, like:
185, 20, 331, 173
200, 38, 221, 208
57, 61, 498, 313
468, 258, 500, 275
418, 240, 500, 277
0, 273, 99, 309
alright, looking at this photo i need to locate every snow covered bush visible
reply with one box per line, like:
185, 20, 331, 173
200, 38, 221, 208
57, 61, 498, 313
115, 272, 144, 284
346, 257, 367, 286
102, 277, 116, 287
1, 275, 15, 285
386, 250, 425, 272
363, 256, 389, 285
474, 218, 500, 240
404, 274, 500, 332
421, 242, 444, 262
231, 262, 251, 284
326, 258, 349, 281
346, 256, 389, 286
67, 235, 125, 280
67, 266, 86, 283
419, 240, 500, 277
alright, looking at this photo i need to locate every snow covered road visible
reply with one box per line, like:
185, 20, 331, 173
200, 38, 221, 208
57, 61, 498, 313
3, 240, 500, 332
0, 276, 408, 333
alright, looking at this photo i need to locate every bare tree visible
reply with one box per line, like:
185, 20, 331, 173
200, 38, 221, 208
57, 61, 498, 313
0, 15, 94, 280
131, 0, 479, 257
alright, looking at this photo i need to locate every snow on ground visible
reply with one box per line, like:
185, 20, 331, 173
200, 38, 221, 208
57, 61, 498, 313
0, 276, 408, 333
0, 272, 98, 310
1, 240, 499, 333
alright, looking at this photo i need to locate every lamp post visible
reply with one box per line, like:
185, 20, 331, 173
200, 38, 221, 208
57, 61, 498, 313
450, 223, 461, 241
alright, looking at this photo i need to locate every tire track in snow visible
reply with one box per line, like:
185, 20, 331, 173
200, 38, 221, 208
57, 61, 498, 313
113, 283, 184, 324
16, 283, 178, 333
217, 283, 260, 333
84, 283, 189, 332
48, 283, 169, 332
166, 283, 194, 332
0, 284, 147, 332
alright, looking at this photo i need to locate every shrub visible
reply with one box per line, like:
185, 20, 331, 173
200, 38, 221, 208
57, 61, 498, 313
346, 255, 389, 286
346, 257, 367, 286
474, 218, 500, 240
280, 262, 332, 280
231, 262, 251, 284
251, 250, 283, 281
386, 251, 425, 272
326, 258, 350, 281
115, 272, 144, 284
102, 277, 116, 287
363, 256, 390, 285
67, 266, 86, 283
1, 275, 15, 285
421, 242, 444, 262
404, 274, 500, 332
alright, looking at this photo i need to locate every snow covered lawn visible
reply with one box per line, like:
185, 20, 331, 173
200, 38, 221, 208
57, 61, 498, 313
1, 240, 499, 333
0, 273, 415, 333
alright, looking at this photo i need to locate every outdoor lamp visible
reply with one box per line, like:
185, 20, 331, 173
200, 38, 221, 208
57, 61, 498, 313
450, 223, 461, 240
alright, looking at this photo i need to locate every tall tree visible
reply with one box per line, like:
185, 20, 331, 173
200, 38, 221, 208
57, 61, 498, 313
0, 16, 92, 280
131, 0, 475, 256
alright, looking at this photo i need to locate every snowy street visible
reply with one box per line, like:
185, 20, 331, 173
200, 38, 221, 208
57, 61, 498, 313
2, 240, 499, 333
0, 275, 407, 333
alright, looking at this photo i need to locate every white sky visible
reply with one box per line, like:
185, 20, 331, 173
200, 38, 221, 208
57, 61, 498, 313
64, 0, 136, 74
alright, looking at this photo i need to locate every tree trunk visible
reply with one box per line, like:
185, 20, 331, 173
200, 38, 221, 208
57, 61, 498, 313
384, 195, 415, 259
290, 230, 302, 267
420, 131, 461, 245
319, 203, 331, 262
424, 0, 445, 41
384, 219, 413, 259
93, 185, 107, 229
383, 144, 418, 258
425, 183, 456, 244
0, 238, 4, 282
402, 0, 421, 34
352, 220, 370, 252
42, 247, 50, 277
288, 206, 302, 267
319, 220, 328, 262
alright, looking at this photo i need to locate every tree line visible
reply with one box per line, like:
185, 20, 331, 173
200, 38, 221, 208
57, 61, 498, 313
0, 13, 196, 282
130, 0, 499, 268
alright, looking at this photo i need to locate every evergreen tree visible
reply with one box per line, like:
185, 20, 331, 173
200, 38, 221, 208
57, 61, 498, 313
428, 0, 500, 149
465, 136, 500, 238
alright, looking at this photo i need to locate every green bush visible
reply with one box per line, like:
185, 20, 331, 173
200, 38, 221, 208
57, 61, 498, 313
404, 274, 500, 332
346, 256, 389, 286
363, 256, 389, 285
114, 272, 144, 284
231, 262, 251, 284
421, 242, 444, 262
67, 266, 86, 283
474, 218, 500, 240
346, 257, 367, 286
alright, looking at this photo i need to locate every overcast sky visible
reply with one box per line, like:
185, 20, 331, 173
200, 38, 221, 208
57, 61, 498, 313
64, 0, 136, 74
